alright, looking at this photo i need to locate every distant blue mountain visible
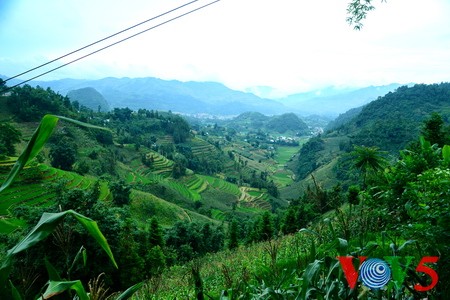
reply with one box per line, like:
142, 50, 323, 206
278, 83, 408, 115
1, 74, 408, 116
2, 76, 287, 115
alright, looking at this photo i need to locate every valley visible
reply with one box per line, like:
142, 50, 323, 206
0, 80, 449, 299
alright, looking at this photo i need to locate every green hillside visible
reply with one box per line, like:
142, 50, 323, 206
3, 83, 449, 298
337, 83, 450, 152
67, 87, 110, 112
1, 85, 282, 225
220, 111, 310, 135
266, 113, 309, 134
284, 83, 450, 199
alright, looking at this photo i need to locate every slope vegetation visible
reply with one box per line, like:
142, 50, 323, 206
283, 83, 450, 198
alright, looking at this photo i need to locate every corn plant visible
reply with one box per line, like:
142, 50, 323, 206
0, 114, 142, 299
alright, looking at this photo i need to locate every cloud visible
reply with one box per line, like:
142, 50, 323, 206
2, 0, 450, 94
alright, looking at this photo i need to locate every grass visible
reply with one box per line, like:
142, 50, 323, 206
136, 232, 314, 299
0, 218, 26, 234
275, 145, 302, 166
211, 209, 226, 221
130, 190, 217, 228
272, 169, 294, 187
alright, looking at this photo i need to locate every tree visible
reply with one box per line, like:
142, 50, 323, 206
7, 85, 73, 121
351, 145, 387, 187
281, 206, 297, 235
421, 112, 447, 147
49, 138, 77, 171
172, 153, 187, 179
145, 245, 166, 277
0, 122, 22, 157
109, 179, 132, 206
347, 185, 360, 205
0, 79, 6, 94
258, 211, 274, 241
95, 130, 113, 145
346, 0, 386, 30
227, 219, 239, 250
148, 217, 164, 248
266, 180, 279, 198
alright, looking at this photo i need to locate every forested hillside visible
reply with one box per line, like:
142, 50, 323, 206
285, 83, 450, 197
67, 87, 110, 112
340, 84, 450, 152
0, 83, 300, 298
1, 82, 449, 299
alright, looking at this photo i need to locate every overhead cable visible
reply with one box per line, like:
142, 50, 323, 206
2, 0, 220, 92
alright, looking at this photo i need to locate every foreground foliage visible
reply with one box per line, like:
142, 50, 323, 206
0, 115, 141, 299
135, 133, 449, 299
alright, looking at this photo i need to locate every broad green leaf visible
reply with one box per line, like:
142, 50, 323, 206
300, 260, 323, 299
337, 238, 348, 256
219, 290, 230, 300
0, 114, 108, 193
44, 258, 62, 281
115, 282, 144, 300
0, 114, 58, 193
0, 210, 117, 289
443, 144, 450, 164
9, 280, 22, 300
360, 241, 378, 256
298, 228, 320, 237
71, 210, 117, 268
41, 280, 89, 300
7, 211, 67, 256
0, 257, 12, 292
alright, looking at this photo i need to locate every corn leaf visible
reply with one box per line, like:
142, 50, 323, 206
0, 114, 108, 193
44, 258, 62, 281
443, 144, 450, 164
68, 246, 87, 276
9, 280, 22, 300
0, 210, 117, 289
41, 280, 89, 300
115, 282, 144, 300
70, 210, 117, 268
7, 211, 67, 256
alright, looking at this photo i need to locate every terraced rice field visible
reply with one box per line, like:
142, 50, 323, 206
0, 164, 100, 216
131, 190, 197, 227
211, 208, 226, 221
190, 137, 219, 157
165, 179, 201, 202
199, 175, 241, 196
158, 135, 174, 145
126, 151, 175, 185
239, 187, 271, 210
147, 151, 174, 177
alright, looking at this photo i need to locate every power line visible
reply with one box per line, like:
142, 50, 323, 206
4, 0, 199, 84
2, 0, 220, 92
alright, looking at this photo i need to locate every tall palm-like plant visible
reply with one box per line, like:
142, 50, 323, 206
351, 145, 387, 187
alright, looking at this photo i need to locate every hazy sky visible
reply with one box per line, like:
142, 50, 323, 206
1, 0, 450, 97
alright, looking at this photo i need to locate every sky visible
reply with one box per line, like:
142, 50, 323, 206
1, 0, 450, 98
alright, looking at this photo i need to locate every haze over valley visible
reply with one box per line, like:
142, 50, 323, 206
1, 74, 405, 118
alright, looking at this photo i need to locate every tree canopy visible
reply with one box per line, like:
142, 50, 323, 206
346, 0, 386, 30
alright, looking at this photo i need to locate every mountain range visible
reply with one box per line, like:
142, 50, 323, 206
1, 75, 404, 116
